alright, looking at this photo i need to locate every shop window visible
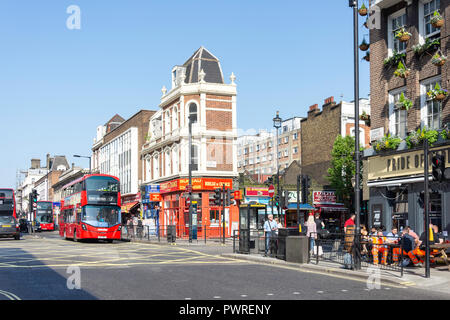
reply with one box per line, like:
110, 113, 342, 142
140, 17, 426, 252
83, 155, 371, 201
391, 189, 408, 231
210, 209, 220, 225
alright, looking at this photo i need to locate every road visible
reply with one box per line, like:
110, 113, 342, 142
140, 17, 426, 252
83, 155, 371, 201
0, 232, 449, 301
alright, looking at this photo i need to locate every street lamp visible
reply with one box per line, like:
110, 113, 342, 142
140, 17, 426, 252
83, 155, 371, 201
273, 111, 282, 226
74, 155, 92, 174
349, 0, 361, 270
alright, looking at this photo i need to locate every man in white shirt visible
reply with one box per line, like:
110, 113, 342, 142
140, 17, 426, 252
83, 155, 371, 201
264, 215, 278, 255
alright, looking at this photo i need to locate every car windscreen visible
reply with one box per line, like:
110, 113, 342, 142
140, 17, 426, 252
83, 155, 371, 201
82, 205, 121, 228
0, 215, 15, 224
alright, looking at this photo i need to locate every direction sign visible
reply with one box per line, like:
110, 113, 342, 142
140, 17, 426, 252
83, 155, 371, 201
268, 185, 275, 198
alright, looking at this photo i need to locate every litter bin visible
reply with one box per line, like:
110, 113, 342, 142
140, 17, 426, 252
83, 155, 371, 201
286, 236, 309, 264
167, 225, 176, 243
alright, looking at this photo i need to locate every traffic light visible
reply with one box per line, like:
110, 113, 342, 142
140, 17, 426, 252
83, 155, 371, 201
301, 175, 311, 204
274, 195, 280, 207
281, 190, 289, 210
226, 189, 234, 206
266, 176, 273, 186
431, 153, 446, 182
213, 188, 222, 206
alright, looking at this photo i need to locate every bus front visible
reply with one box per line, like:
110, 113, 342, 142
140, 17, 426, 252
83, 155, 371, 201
0, 189, 16, 218
36, 201, 54, 231
81, 175, 122, 241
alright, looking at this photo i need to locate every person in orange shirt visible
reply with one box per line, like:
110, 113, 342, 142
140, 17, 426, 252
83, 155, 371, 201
371, 230, 388, 265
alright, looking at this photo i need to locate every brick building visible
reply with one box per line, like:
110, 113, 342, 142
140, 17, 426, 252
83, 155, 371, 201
91, 110, 156, 217
140, 47, 239, 238
366, 0, 450, 235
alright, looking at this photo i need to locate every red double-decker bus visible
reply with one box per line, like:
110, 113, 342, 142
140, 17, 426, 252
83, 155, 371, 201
0, 189, 16, 218
59, 174, 122, 242
36, 201, 54, 231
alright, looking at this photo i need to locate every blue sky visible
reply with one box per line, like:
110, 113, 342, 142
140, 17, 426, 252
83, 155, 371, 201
0, 0, 370, 188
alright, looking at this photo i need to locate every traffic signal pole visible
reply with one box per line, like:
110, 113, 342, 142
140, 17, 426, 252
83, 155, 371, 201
424, 139, 430, 278
222, 185, 226, 244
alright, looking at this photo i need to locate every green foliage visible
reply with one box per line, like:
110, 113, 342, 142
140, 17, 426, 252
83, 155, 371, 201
405, 127, 439, 149
383, 51, 406, 67
394, 27, 411, 39
374, 133, 402, 152
431, 11, 443, 24
327, 135, 362, 208
412, 38, 440, 55
394, 61, 410, 78
395, 92, 413, 111
426, 83, 448, 100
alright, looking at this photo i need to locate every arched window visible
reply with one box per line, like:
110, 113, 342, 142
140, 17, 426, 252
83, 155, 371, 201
153, 154, 159, 179
145, 157, 151, 181
165, 149, 171, 176
165, 110, 171, 133
172, 145, 179, 174
188, 103, 198, 124
172, 106, 178, 130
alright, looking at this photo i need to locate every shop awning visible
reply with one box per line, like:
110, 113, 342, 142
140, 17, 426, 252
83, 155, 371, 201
315, 204, 348, 212
286, 203, 315, 211
121, 202, 140, 213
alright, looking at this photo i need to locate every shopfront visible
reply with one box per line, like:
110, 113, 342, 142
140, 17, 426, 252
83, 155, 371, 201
141, 184, 161, 235
121, 193, 141, 224
366, 144, 450, 235
313, 191, 348, 233
159, 178, 239, 239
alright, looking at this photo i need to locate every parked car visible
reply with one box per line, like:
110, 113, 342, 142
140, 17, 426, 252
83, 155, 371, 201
0, 215, 20, 240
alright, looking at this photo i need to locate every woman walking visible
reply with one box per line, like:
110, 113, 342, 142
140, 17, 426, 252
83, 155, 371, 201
305, 214, 317, 254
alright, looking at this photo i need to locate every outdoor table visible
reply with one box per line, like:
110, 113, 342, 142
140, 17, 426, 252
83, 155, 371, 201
430, 243, 450, 271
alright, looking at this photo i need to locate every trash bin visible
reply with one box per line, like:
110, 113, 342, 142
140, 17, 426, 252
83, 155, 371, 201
286, 236, 309, 264
167, 225, 176, 243
277, 228, 300, 260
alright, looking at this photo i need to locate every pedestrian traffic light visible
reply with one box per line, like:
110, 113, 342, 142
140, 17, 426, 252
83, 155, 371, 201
283, 191, 289, 210
274, 195, 280, 207
301, 175, 311, 204
431, 153, 446, 182
213, 188, 222, 206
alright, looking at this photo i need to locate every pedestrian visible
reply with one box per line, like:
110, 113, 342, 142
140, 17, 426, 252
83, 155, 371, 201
371, 229, 388, 265
360, 225, 369, 256
344, 213, 356, 233
263, 214, 278, 256
314, 213, 325, 232
305, 214, 317, 254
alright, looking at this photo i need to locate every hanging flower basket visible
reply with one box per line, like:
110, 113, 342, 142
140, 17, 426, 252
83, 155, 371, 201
431, 11, 444, 28
395, 93, 413, 111
394, 61, 410, 79
359, 39, 369, 51
363, 52, 370, 62
427, 83, 448, 101
359, 3, 368, 16
395, 27, 412, 43
360, 111, 370, 121
431, 53, 447, 66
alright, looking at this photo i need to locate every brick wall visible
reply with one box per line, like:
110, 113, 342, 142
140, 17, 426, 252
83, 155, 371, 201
301, 102, 342, 188
370, 0, 450, 135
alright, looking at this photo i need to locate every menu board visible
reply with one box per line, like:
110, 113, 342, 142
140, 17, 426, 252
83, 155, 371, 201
371, 204, 382, 228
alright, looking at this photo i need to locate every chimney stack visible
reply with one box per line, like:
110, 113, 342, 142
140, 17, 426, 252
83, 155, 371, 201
308, 104, 320, 117
31, 159, 41, 169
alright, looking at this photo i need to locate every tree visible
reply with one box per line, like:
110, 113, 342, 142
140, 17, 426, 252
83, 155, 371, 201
327, 135, 362, 210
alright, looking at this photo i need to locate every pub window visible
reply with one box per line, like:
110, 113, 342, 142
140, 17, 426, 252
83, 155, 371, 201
389, 89, 408, 139
391, 189, 408, 231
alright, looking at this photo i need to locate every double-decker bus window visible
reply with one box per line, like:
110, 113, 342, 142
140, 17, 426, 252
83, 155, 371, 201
85, 176, 119, 192
36, 202, 53, 224
82, 206, 121, 228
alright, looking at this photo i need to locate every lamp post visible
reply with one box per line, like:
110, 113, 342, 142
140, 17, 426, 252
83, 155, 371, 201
188, 115, 193, 243
273, 111, 282, 226
73, 155, 91, 174
349, 0, 361, 270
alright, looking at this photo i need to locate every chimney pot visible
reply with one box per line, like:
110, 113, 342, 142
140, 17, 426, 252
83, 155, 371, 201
324, 96, 334, 105
309, 104, 319, 112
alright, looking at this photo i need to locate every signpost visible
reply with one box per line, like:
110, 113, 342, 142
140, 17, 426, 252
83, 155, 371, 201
268, 185, 275, 198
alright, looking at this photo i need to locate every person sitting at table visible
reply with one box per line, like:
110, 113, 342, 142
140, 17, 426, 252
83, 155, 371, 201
393, 228, 415, 266
386, 227, 399, 243
371, 229, 389, 265
409, 224, 442, 267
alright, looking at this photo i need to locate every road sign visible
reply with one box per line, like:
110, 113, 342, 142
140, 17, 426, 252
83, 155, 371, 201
186, 184, 193, 193
268, 185, 275, 198
33, 202, 37, 208
186, 198, 191, 206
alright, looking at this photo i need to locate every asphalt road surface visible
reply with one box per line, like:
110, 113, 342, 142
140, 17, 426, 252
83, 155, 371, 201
0, 232, 449, 301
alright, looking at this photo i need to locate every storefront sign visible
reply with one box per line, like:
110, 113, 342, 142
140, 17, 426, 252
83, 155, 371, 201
372, 204, 382, 228
368, 145, 450, 181
313, 191, 337, 205
149, 194, 162, 202
245, 187, 269, 197
160, 178, 233, 194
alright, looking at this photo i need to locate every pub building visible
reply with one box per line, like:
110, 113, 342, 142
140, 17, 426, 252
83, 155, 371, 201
365, 145, 450, 235
367, 0, 450, 236
139, 47, 239, 239
158, 178, 239, 238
